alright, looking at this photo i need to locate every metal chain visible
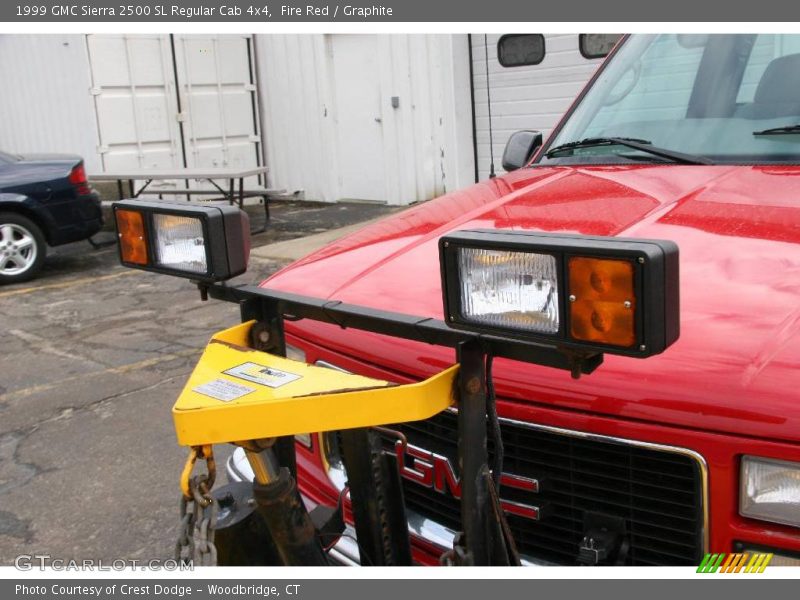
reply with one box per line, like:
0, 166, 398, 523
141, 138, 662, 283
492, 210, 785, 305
175, 447, 218, 566
192, 475, 219, 566
175, 494, 195, 565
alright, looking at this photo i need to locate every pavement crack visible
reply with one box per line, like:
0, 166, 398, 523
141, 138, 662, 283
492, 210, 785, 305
8, 328, 109, 369
11, 376, 182, 431
0, 349, 198, 407
0, 431, 45, 496
0, 376, 179, 496
0, 510, 33, 542
87, 377, 179, 409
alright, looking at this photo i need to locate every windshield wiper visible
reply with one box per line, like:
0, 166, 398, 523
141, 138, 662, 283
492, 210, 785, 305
545, 137, 714, 165
753, 124, 800, 136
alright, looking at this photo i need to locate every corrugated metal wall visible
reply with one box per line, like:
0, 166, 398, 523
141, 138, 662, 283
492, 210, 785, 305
254, 34, 474, 205
471, 34, 605, 181
0, 35, 100, 172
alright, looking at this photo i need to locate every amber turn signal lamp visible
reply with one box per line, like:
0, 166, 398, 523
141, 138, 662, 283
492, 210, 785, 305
116, 209, 148, 266
568, 257, 636, 347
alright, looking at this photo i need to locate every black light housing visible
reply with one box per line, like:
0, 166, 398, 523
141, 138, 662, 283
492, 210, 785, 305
113, 200, 249, 283
439, 230, 679, 358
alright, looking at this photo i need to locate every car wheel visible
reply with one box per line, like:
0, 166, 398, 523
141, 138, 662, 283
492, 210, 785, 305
0, 212, 46, 284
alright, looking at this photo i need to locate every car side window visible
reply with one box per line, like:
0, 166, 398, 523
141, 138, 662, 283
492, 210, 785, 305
497, 34, 545, 67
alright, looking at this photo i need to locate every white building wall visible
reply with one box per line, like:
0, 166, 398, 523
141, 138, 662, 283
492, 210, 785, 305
471, 34, 606, 181
1, 34, 607, 203
254, 34, 474, 205
0, 35, 100, 172
254, 35, 335, 203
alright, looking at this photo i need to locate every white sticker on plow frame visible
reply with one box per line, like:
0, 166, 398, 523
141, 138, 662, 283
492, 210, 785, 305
193, 378, 256, 402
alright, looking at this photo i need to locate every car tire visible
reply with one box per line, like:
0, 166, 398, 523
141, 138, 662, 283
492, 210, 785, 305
0, 212, 46, 284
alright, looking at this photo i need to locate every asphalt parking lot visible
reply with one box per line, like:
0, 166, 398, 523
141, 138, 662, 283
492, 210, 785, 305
0, 199, 398, 566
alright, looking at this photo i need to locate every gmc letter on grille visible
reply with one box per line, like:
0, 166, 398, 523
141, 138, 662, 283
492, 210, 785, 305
395, 440, 542, 521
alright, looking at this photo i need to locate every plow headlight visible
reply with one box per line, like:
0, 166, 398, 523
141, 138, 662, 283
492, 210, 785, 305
113, 200, 249, 283
440, 230, 679, 357
456, 247, 560, 334
152, 213, 208, 274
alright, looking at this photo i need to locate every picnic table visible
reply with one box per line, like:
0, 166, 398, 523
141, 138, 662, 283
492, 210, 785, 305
91, 166, 277, 233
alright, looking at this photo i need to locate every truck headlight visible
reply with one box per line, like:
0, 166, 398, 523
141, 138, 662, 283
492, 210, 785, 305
285, 344, 307, 363
740, 456, 800, 528
440, 230, 679, 357
113, 200, 249, 283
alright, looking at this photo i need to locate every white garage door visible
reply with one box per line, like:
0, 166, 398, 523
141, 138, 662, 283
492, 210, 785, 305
329, 34, 387, 202
87, 34, 262, 187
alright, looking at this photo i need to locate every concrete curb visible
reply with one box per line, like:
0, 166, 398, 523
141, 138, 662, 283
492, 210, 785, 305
250, 216, 385, 262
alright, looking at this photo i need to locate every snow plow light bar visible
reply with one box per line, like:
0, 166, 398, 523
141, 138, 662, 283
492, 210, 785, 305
113, 200, 250, 283
439, 230, 679, 357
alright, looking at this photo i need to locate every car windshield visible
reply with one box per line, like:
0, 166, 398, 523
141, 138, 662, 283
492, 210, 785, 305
539, 34, 800, 165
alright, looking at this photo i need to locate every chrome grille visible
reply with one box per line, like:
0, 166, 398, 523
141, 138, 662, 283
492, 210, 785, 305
385, 410, 706, 566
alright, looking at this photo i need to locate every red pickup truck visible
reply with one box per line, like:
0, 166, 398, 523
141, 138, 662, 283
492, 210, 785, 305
227, 33, 800, 566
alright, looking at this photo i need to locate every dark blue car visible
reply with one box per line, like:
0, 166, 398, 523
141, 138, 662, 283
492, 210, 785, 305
0, 150, 103, 283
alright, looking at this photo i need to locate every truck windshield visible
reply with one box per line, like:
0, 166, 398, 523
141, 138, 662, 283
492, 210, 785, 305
539, 34, 800, 165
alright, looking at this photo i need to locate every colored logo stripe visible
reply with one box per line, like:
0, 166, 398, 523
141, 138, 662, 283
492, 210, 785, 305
697, 552, 773, 573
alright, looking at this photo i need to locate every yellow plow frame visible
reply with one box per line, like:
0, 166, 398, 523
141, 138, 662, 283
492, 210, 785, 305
173, 321, 458, 446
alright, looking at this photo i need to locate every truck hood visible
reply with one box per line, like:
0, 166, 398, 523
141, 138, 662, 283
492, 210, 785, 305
263, 165, 800, 444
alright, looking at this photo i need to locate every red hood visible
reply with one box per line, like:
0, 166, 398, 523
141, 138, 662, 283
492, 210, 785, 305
262, 165, 800, 444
